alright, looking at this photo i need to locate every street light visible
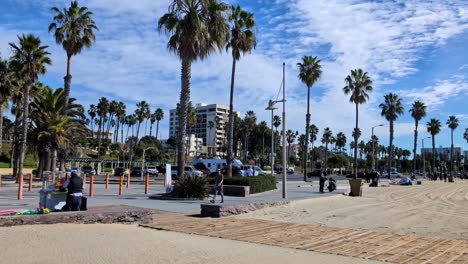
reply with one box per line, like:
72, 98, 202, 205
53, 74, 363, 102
142, 147, 156, 180
371, 124, 384, 171
265, 100, 278, 178
422, 136, 431, 178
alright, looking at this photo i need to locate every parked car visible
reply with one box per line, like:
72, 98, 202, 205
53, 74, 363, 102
144, 166, 158, 176
383, 172, 401, 178
307, 170, 322, 177
82, 166, 93, 175
275, 166, 294, 174
130, 167, 143, 177
240, 165, 265, 176
171, 166, 203, 178
415, 170, 425, 176
114, 167, 125, 176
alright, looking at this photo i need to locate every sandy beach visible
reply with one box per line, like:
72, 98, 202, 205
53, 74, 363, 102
240, 180, 468, 240
0, 224, 380, 264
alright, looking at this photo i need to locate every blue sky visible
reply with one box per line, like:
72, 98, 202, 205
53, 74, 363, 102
0, 0, 467, 153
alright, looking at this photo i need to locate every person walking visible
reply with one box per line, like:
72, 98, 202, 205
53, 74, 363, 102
211, 169, 224, 203
62, 172, 83, 211
319, 169, 327, 193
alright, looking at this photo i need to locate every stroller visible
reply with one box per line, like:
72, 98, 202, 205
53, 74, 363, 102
327, 178, 337, 192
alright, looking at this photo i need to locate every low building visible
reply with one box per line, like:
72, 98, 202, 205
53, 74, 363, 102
87, 130, 113, 140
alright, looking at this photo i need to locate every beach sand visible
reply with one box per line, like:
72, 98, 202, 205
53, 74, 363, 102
0, 224, 380, 264
239, 180, 468, 240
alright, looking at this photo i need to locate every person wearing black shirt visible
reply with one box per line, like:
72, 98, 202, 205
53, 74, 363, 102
62, 172, 84, 211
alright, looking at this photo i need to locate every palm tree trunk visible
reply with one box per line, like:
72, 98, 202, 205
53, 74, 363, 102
177, 58, 191, 177
150, 122, 153, 137
325, 142, 328, 168
18, 84, 31, 176
62, 54, 72, 115
0, 108, 3, 153
97, 117, 103, 158
90, 118, 94, 138
156, 120, 160, 140
353, 103, 359, 179
432, 135, 435, 174
304, 85, 311, 181
412, 120, 418, 173
388, 120, 394, 177
450, 129, 453, 176
227, 58, 236, 177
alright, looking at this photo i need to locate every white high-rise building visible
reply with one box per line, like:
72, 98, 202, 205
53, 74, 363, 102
169, 103, 238, 156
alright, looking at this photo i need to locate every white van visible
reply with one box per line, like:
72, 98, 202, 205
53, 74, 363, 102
192, 158, 243, 174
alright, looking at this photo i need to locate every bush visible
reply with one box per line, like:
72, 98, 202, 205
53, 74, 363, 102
208, 174, 277, 194
173, 174, 209, 199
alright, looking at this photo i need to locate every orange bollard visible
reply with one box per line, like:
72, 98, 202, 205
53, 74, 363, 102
105, 173, 109, 190
119, 175, 123, 195
145, 173, 149, 194
18, 174, 24, 200
89, 175, 94, 197
126, 173, 130, 188
28, 173, 33, 192
83, 173, 87, 190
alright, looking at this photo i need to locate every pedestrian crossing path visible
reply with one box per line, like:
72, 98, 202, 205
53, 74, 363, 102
142, 210, 468, 264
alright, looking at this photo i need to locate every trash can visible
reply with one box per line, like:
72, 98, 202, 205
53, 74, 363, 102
349, 179, 363, 197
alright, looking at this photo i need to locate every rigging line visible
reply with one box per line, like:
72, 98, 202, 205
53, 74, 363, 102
275, 79, 283, 102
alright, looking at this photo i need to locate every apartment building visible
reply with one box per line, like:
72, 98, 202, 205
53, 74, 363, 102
169, 103, 238, 156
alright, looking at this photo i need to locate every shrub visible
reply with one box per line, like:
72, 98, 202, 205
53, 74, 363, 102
208, 175, 277, 194
173, 175, 209, 199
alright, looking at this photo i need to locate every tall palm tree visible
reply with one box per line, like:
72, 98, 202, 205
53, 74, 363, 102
154, 108, 164, 140
96, 97, 109, 158
226, 5, 256, 177
427, 119, 441, 174
243, 110, 256, 161
114, 101, 126, 143
464, 128, 468, 143
409, 101, 426, 173
335, 132, 347, 153
446, 116, 459, 175
297, 56, 322, 181
0, 58, 13, 153
158, 0, 229, 177
9, 34, 51, 176
379, 93, 404, 175
343, 69, 373, 179
309, 124, 319, 167
286, 130, 298, 166
258, 121, 268, 164
49, 1, 98, 114
321, 127, 332, 168
88, 104, 97, 137
135, 100, 150, 141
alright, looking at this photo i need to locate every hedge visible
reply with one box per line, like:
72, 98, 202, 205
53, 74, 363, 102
208, 174, 277, 194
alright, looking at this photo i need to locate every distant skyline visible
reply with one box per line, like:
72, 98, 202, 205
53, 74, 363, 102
0, 0, 467, 152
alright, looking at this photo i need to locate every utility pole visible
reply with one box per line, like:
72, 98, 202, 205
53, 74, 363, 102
282, 62, 287, 199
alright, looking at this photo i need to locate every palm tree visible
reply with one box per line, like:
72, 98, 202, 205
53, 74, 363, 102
321, 127, 332, 168
88, 104, 97, 137
464, 128, 468, 143
30, 87, 85, 175
258, 121, 268, 164
358, 140, 366, 159
309, 124, 319, 167
135, 101, 150, 141
154, 108, 164, 140
0, 58, 13, 153
226, 5, 256, 177
446, 116, 459, 175
9, 34, 51, 176
286, 130, 298, 166
297, 56, 322, 181
427, 119, 441, 174
49, 1, 98, 114
158, 0, 229, 177
96, 97, 109, 158
114, 102, 126, 143
379, 93, 404, 176
208, 121, 215, 155
243, 111, 256, 161
335, 132, 347, 153
409, 101, 426, 173
343, 69, 373, 179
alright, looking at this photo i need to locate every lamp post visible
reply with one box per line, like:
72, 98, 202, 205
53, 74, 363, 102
281, 62, 287, 199
142, 147, 156, 180
266, 100, 278, 178
371, 124, 384, 171
422, 136, 430, 178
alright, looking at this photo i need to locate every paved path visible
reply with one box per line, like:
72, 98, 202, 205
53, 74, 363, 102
0, 177, 347, 213
143, 210, 468, 264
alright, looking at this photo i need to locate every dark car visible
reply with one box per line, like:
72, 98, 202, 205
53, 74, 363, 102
82, 166, 93, 174
114, 167, 125, 176
130, 167, 143, 177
